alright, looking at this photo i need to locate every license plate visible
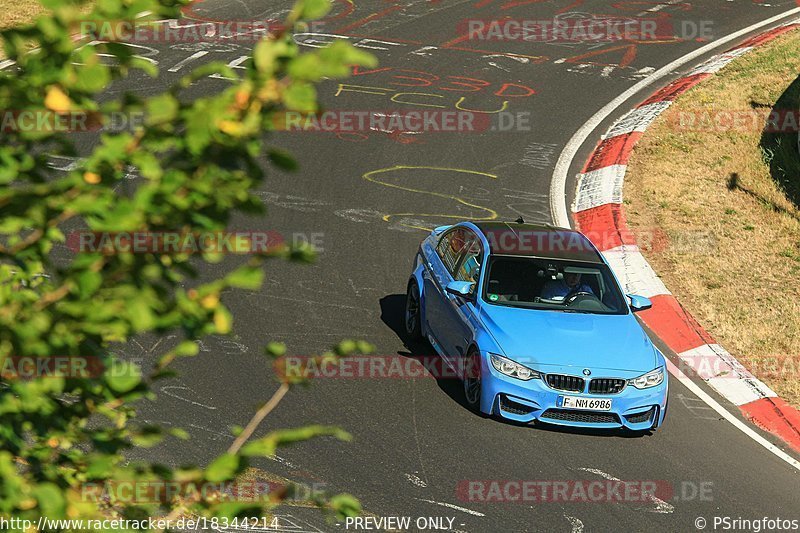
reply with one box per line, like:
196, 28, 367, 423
560, 396, 612, 411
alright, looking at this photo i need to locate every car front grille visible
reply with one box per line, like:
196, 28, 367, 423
588, 378, 626, 395
541, 409, 620, 425
499, 395, 534, 415
625, 407, 656, 425
545, 374, 585, 392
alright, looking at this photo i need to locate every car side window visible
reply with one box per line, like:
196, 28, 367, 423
456, 238, 482, 284
436, 228, 471, 276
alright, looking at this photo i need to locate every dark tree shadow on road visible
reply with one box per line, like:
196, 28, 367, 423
759, 74, 800, 209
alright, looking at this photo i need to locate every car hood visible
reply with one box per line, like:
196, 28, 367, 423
478, 304, 657, 373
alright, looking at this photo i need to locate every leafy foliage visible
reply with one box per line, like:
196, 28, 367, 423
0, 0, 375, 526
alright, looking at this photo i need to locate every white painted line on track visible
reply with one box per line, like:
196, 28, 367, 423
168, 50, 209, 72
550, 8, 800, 228
564, 514, 584, 533
405, 473, 428, 487
414, 499, 486, 517
665, 360, 800, 472
578, 468, 674, 514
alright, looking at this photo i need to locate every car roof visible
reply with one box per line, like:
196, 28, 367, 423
470, 221, 604, 263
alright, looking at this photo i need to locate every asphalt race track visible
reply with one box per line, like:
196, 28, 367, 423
36, 1, 800, 531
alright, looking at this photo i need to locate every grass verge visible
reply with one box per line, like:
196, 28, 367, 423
0, 0, 48, 31
625, 29, 800, 408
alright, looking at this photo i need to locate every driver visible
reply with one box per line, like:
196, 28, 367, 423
541, 272, 595, 300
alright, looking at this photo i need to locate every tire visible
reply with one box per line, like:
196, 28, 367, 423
405, 280, 423, 341
463, 348, 482, 412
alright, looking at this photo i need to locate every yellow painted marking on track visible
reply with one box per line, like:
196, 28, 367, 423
362, 165, 499, 231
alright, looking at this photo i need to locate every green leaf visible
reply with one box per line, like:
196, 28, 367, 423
205, 453, 240, 482
105, 361, 141, 393
170, 428, 190, 440
253, 39, 292, 74
328, 493, 362, 520
175, 340, 200, 357
335, 340, 357, 356
74, 62, 111, 93
131, 151, 163, 179
132, 425, 164, 447
211, 501, 262, 518
356, 340, 375, 354
225, 265, 264, 289
265, 342, 287, 357
321, 40, 377, 68
130, 56, 159, 77
267, 149, 298, 171
213, 307, 232, 334
241, 426, 351, 457
34, 483, 66, 518
127, 297, 156, 331
288, 54, 326, 81
85, 455, 116, 478
298, 0, 331, 20
146, 93, 179, 125
282, 82, 317, 112
76, 270, 102, 299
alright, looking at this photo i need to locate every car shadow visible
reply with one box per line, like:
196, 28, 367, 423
379, 293, 476, 415
379, 293, 653, 439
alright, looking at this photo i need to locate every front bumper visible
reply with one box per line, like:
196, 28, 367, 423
481, 356, 669, 431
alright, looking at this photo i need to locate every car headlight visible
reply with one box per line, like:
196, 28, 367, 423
489, 353, 540, 381
628, 367, 665, 389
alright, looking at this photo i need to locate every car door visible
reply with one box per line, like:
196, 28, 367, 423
441, 233, 484, 361
423, 227, 471, 360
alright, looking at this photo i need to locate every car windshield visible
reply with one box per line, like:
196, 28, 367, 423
483, 256, 628, 315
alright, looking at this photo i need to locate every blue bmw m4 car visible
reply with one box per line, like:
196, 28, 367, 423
405, 220, 668, 431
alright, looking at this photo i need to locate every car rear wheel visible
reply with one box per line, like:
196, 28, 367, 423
405, 281, 423, 341
463, 348, 482, 412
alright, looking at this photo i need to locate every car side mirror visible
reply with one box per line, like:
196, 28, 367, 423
445, 280, 475, 300
628, 294, 652, 312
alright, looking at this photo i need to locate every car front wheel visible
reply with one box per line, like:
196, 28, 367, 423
463, 348, 482, 412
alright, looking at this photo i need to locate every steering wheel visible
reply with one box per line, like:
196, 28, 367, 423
565, 291, 594, 305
